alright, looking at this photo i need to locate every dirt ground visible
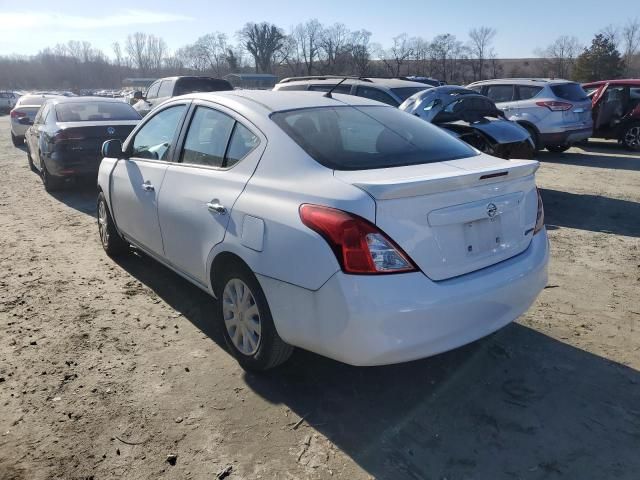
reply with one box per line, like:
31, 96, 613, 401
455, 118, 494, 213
1, 114, 639, 480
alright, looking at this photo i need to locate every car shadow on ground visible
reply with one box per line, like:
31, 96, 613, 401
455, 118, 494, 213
540, 188, 640, 237
539, 142, 640, 172
47, 180, 98, 216
113, 251, 640, 479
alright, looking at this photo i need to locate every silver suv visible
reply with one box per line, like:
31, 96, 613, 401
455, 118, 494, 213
273, 76, 429, 107
467, 79, 593, 152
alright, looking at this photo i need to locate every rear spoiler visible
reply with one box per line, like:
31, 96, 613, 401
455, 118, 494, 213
335, 159, 539, 200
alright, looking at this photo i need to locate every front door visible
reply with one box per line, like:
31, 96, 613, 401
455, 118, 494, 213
111, 103, 188, 255
157, 103, 265, 284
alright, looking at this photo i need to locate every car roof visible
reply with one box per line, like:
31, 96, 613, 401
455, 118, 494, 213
582, 79, 640, 87
468, 78, 575, 86
277, 77, 428, 89
46, 96, 132, 105
179, 89, 389, 112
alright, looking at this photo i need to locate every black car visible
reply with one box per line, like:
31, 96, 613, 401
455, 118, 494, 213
24, 97, 141, 191
400, 86, 535, 159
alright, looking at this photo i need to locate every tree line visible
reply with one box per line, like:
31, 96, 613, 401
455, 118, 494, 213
0, 18, 638, 90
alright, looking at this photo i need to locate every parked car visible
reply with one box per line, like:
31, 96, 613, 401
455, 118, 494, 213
1, 90, 19, 113
400, 86, 535, 159
273, 76, 429, 107
9, 94, 61, 146
467, 78, 593, 152
132, 76, 233, 116
582, 79, 640, 150
97, 90, 548, 371
24, 97, 140, 191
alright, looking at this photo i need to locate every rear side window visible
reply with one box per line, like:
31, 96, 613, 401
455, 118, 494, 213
146, 82, 161, 99
174, 78, 233, 96
55, 102, 140, 122
550, 83, 588, 101
226, 123, 260, 167
517, 86, 543, 100
271, 105, 477, 170
356, 86, 399, 106
181, 107, 235, 168
485, 85, 514, 103
157, 80, 174, 98
391, 87, 428, 102
308, 84, 352, 94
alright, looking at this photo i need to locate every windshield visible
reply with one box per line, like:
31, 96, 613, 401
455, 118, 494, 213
271, 105, 477, 171
391, 87, 428, 101
55, 102, 141, 122
551, 83, 589, 102
174, 78, 233, 96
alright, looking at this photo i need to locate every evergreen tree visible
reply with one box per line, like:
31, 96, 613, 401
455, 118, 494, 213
573, 34, 625, 81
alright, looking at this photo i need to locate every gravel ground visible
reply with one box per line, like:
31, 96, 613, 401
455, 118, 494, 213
1, 114, 639, 480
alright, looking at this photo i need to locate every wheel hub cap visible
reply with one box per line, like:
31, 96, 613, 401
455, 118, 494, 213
222, 278, 261, 356
625, 127, 640, 148
98, 201, 109, 246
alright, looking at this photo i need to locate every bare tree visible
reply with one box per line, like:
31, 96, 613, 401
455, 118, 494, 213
320, 23, 350, 74
430, 34, 465, 83
126, 32, 150, 74
147, 35, 167, 73
601, 24, 620, 49
112, 42, 123, 67
537, 35, 581, 79
239, 22, 286, 73
468, 26, 496, 81
381, 34, 414, 76
348, 30, 372, 76
292, 19, 323, 75
622, 17, 640, 74
194, 33, 229, 75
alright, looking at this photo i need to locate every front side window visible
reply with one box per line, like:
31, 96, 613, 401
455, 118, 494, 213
145, 82, 161, 99
132, 105, 186, 161
157, 80, 174, 98
356, 86, 399, 106
272, 105, 477, 170
181, 107, 235, 167
485, 85, 514, 103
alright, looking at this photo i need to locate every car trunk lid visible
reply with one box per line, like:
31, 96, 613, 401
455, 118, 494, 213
334, 155, 540, 280
54, 120, 138, 155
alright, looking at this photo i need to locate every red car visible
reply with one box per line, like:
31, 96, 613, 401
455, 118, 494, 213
582, 79, 640, 150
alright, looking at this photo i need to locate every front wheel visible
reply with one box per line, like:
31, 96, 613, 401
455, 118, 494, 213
216, 262, 293, 371
622, 123, 640, 151
97, 192, 129, 256
546, 145, 570, 153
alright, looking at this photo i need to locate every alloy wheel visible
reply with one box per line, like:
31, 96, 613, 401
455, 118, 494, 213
98, 200, 109, 247
222, 278, 262, 356
624, 126, 640, 150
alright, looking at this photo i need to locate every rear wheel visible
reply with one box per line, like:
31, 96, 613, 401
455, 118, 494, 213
41, 159, 64, 192
546, 145, 570, 153
11, 133, 22, 147
215, 261, 293, 371
97, 192, 128, 256
622, 123, 640, 151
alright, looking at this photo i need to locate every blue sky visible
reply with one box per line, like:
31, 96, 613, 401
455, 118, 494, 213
0, 0, 635, 58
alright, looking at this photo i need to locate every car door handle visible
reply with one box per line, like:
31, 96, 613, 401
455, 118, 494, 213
141, 182, 155, 192
206, 202, 227, 215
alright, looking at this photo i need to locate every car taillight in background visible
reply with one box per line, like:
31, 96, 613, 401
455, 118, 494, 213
299, 204, 417, 274
536, 101, 573, 111
534, 188, 545, 235
10, 110, 26, 118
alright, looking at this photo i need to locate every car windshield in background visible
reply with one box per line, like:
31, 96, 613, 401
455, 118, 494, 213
551, 83, 589, 101
271, 105, 477, 171
174, 78, 233, 96
55, 102, 141, 122
391, 87, 428, 101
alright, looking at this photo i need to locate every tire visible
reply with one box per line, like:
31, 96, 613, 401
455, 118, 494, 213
97, 192, 129, 257
546, 145, 570, 153
11, 133, 22, 147
215, 261, 293, 371
621, 123, 640, 151
41, 160, 64, 192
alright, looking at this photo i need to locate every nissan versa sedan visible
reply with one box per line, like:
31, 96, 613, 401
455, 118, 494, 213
97, 90, 549, 371
25, 97, 141, 191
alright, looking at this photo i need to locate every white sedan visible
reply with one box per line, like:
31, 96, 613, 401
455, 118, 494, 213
97, 90, 549, 371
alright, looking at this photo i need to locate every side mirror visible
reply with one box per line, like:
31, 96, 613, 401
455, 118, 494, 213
102, 139, 124, 158
133, 91, 144, 100
18, 117, 33, 126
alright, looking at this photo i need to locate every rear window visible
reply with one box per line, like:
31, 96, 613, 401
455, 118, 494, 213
550, 83, 588, 101
391, 87, 428, 101
174, 78, 233, 96
18, 96, 49, 107
271, 105, 477, 171
55, 102, 141, 122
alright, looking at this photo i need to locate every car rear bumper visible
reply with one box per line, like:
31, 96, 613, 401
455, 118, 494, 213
539, 127, 592, 147
258, 229, 549, 366
47, 152, 101, 178
11, 120, 28, 137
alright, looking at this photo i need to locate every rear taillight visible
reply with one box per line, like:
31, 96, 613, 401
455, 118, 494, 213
534, 188, 545, 235
536, 101, 573, 111
53, 131, 85, 143
10, 110, 26, 118
299, 204, 417, 274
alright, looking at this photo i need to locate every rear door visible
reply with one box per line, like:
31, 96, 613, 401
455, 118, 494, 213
157, 102, 265, 284
484, 84, 516, 116
111, 103, 188, 255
